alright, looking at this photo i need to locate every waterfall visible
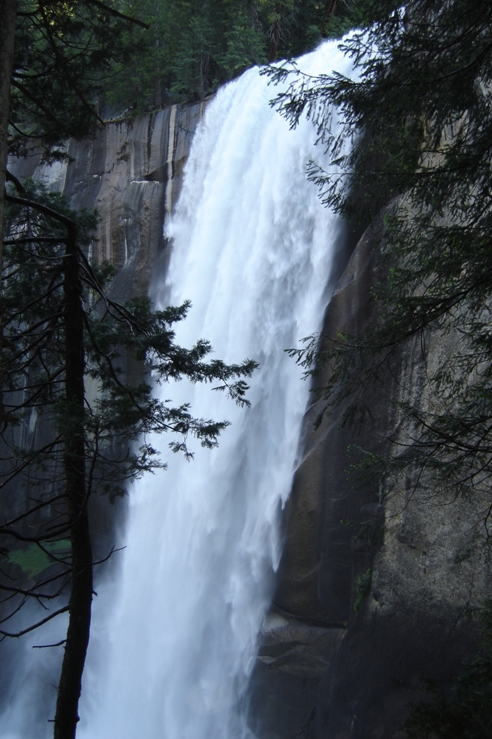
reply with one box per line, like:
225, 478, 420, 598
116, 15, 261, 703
0, 38, 352, 739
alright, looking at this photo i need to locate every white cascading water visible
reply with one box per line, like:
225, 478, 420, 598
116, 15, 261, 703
0, 39, 352, 739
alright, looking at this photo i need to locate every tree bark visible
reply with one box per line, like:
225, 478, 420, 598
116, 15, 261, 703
0, 0, 17, 423
54, 223, 92, 739
321, 0, 337, 38
0, 0, 16, 252
268, 3, 281, 63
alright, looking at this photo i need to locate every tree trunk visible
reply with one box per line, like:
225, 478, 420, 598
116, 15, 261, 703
268, 2, 281, 63
0, 0, 17, 423
321, 0, 337, 37
54, 223, 92, 739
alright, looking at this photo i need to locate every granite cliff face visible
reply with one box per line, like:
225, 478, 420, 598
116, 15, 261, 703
10, 104, 490, 738
11, 101, 208, 301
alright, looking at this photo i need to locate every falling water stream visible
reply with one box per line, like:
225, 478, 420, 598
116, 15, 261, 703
1, 39, 352, 739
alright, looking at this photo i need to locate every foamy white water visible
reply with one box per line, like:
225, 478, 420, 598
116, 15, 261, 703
0, 39, 352, 739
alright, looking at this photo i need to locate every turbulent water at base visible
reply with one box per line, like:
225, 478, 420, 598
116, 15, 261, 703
1, 39, 352, 739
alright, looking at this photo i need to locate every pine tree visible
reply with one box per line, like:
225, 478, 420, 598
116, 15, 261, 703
269, 0, 492, 513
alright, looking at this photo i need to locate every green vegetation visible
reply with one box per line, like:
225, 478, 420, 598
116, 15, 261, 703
104, 0, 376, 113
270, 0, 492, 523
353, 568, 372, 613
8, 541, 71, 580
10, 0, 148, 160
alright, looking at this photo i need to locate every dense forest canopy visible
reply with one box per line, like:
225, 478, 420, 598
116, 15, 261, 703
104, 0, 374, 111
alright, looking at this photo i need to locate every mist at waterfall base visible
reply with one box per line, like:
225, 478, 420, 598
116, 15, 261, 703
0, 39, 352, 739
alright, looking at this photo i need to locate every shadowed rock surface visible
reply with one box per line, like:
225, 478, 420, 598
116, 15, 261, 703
253, 212, 492, 738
